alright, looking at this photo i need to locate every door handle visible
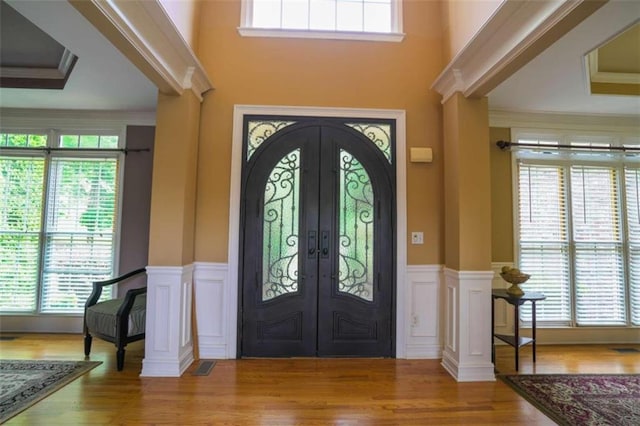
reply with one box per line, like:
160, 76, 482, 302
308, 231, 317, 257
321, 231, 329, 258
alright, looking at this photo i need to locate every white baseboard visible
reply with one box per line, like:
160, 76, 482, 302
405, 344, 442, 359
441, 351, 495, 382
141, 346, 194, 377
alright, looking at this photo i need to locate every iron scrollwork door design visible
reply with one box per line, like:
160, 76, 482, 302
240, 119, 395, 357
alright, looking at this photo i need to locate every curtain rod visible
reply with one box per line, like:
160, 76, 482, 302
0, 147, 150, 154
497, 140, 640, 152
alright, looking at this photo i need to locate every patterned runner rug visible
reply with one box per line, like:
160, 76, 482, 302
0, 359, 102, 423
500, 374, 640, 426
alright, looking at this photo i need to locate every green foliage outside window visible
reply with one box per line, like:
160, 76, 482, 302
0, 132, 120, 313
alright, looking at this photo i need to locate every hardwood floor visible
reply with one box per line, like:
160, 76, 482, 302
1, 333, 639, 425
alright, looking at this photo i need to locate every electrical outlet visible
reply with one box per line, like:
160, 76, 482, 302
411, 314, 419, 326
411, 232, 424, 244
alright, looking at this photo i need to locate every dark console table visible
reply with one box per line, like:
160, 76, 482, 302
491, 289, 546, 371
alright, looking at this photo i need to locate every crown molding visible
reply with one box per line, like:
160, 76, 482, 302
0, 108, 156, 127
489, 109, 640, 133
432, 0, 607, 103
69, 0, 213, 101
586, 50, 640, 85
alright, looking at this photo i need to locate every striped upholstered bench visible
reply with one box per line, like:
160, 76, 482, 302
83, 268, 147, 371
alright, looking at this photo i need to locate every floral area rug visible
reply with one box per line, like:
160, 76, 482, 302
0, 359, 101, 423
500, 374, 640, 426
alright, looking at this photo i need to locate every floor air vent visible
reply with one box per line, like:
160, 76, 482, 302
192, 360, 217, 376
611, 348, 640, 353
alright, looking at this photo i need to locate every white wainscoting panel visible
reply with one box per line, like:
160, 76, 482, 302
405, 265, 443, 358
141, 265, 195, 377
441, 268, 495, 382
446, 283, 456, 353
193, 262, 229, 359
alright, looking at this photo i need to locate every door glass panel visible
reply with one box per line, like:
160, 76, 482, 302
262, 149, 300, 301
247, 120, 296, 160
346, 123, 392, 163
338, 150, 374, 301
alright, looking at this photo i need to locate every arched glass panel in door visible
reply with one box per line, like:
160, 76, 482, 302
262, 149, 300, 301
338, 149, 374, 301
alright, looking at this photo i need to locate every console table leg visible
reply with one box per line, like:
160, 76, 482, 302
491, 297, 495, 365
532, 301, 537, 363
514, 303, 519, 371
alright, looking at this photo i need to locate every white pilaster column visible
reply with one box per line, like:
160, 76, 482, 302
141, 265, 194, 377
441, 268, 495, 382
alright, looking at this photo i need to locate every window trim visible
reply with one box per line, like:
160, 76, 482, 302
238, 0, 405, 42
0, 122, 127, 316
510, 128, 640, 328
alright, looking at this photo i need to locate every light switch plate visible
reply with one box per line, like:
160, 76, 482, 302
411, 232, 424, 244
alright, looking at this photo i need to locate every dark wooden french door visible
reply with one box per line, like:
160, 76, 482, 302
240, 119, 395, 357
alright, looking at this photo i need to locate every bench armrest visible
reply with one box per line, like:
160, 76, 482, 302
84, 268, 147, 309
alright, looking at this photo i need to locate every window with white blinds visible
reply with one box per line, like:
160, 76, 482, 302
625, 168, 640, 325
0, 131, 121, 314
518, 164, 571, 323
0, 157, 45, 312
570, 166, 625, 325
514, 134, 640, 327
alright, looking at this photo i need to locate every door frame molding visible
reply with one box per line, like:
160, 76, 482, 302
228, 105, 407, 358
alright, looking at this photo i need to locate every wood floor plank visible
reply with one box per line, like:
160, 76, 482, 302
1, 334, 638, 425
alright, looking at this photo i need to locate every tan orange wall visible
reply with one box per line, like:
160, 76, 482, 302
442, 0, 504, 63
457, 97, 491, 270
591, 82, 640, 96
443, 93, 491, 271
148, 91, 201, 266
490, 127, 514, 263
194, 0, 445, 264
443, 98, 460, 269
159, 0, 201, 52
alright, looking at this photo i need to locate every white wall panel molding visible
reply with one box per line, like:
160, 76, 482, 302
405, 265, 443, 358
193, 262, 230, 359
141, 264, 194, 377
441, 268, 495, 382
432, 0, 606, 102
69, 0, 213, 100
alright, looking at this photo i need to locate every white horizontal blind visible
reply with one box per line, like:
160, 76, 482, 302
571, 166, 625, 325
625, 167, 640, 325
41, 158, 118, 313
517, 163, 571, 323
0, 157, 45, 311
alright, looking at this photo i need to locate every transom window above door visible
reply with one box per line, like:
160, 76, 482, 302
239, 0, 405, 42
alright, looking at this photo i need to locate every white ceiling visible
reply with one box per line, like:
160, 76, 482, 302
488, 0, 640, 117
0, 0, 638, 118
0, 0, 158, 112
